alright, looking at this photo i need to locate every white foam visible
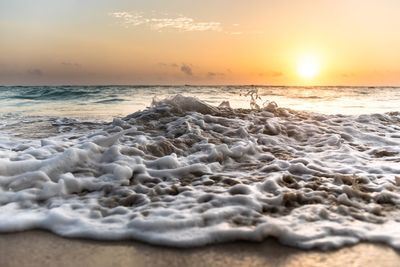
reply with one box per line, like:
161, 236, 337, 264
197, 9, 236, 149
0, 94, 400, 250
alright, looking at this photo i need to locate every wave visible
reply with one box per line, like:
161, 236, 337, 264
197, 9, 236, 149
94, 98, 126, 104
8, 87, 103, 101
290, 95, 323, 99
0, 95, 400, 249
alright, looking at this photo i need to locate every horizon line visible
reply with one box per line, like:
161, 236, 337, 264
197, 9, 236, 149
1, 84, 400, 88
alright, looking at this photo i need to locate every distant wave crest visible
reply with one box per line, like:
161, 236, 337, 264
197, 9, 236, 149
9, 87, 103, 100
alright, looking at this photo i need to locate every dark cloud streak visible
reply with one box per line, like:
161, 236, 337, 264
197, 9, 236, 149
180, 64, 193, 76
61, 62, 82, 68
158, 62, 179, 68
207, 72, 225, 78
27, 69, 44, 76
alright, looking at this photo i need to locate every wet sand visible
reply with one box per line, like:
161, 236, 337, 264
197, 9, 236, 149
0, 230, 399, 267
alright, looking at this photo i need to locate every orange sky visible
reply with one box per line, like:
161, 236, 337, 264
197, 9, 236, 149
1, 0, 400, 86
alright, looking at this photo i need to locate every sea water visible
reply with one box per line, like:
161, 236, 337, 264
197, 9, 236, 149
0, 86, 399, 250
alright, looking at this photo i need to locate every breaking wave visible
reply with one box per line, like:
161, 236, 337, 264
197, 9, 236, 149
0, 95, 400, 250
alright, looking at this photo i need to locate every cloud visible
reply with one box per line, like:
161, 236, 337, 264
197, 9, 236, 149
27, 69, 43, 76
180, 64, 193, 76
61, 62, 81, 68
207, 72, 224, 78
158, 62, 179, 68
110, 11, 222, 32
229, 31, 243, 35
110, 11, 147, 28
150, 17, 221, 32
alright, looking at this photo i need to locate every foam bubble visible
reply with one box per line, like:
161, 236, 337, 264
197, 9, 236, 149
0, 95, 400, 250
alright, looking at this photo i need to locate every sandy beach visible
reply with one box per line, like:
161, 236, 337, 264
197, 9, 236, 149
0, 230, 399, 267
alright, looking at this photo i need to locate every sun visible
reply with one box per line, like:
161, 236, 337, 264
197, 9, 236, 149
297, 54, 320, 79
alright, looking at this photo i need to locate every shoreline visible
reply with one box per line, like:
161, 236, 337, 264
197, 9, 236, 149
0, 230, 399, 267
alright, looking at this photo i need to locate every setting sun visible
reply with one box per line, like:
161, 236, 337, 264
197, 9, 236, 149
297, 55, 320, 79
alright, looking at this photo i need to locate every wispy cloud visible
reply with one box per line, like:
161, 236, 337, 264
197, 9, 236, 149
111, 12, 147, 27
207, 71, 225, 78
61, 62, 81, 68
27, 69, 44, 76
157, 62, 179, 68
229, 31, 243, 35
110, 11, 222, 32
180, 64, 193, 76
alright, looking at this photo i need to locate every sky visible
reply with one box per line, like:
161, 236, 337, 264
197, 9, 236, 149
1, 0, 400, 86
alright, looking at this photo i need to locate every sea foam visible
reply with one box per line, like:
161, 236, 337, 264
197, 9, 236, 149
0, 94, 400, 250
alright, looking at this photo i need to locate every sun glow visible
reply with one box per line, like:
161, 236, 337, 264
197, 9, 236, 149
297, 55, 320, 80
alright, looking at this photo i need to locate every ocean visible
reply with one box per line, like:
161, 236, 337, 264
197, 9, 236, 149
0, 85, 399, 249
1, 86, 400, 120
